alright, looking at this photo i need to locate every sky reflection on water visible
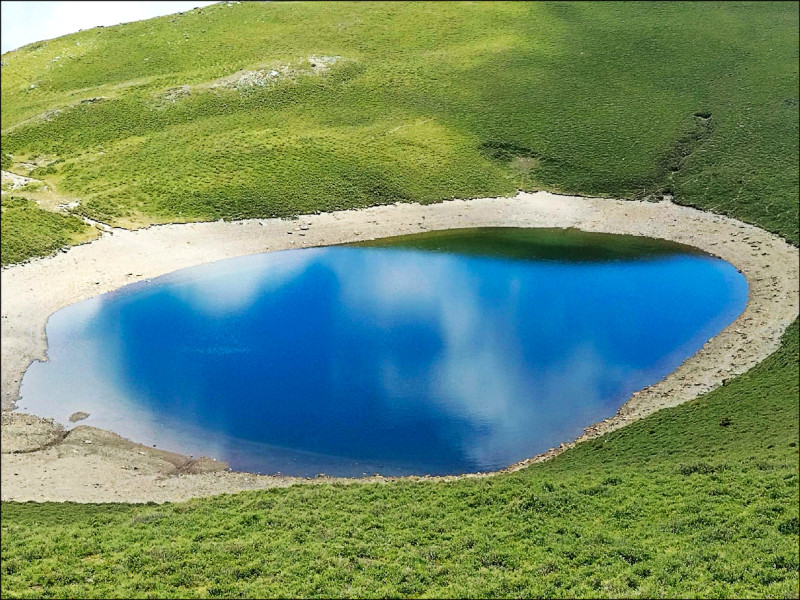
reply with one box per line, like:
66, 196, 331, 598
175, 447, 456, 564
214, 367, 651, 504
19, 229, 748, 476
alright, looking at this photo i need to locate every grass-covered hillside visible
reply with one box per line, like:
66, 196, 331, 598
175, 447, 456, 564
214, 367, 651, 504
2, 1, 798, 259
0, 195, 96, 265
1, 2, 798, 598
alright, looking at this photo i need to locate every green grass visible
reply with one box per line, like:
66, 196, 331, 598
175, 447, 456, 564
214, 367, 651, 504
1, 2, 798, 598
1, 2, 797, 243
2, 322, 797, 598
0, 196, 94, 266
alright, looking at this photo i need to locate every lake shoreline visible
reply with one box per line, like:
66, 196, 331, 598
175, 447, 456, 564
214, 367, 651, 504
2, 192, 798, 503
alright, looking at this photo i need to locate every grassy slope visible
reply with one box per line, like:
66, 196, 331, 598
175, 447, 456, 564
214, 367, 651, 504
1, 2, 798, 598
1, 2, 797, 241
0, 196, 95, 266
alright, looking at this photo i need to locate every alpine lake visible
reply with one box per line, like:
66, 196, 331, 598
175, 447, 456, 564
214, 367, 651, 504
18, 228, 748, 477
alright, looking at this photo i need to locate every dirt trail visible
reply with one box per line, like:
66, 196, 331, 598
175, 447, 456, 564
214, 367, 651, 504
1, 169, 39, 190
2, 192, 798, 502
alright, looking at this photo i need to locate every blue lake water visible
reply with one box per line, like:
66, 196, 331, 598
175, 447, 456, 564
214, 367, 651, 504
18, 228, 748, 477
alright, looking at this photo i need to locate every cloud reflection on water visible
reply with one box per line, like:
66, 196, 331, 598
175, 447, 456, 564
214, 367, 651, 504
326, 250, 636, 468
18, 239, 748, 476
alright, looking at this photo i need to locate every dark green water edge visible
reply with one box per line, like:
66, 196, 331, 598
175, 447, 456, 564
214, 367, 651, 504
353, 227, 709, 263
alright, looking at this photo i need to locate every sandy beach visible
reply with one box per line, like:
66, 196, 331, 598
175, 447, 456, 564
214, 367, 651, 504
2, 191, 798, 502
